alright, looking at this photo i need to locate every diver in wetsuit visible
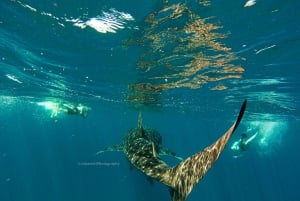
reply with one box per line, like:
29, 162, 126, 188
231, 132, 258, 157
37, 101, 91, 118
62, 103, 90, 118
238, 133, 248, 151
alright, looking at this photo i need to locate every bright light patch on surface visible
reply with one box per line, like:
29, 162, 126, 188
13, 1, 135, 34
244, 0, 256, 7
71, 8, 135, 33
6, 74, 22, 84
86, 17, 123, 33
17, 2, 37, 12
255, 44, 276, 54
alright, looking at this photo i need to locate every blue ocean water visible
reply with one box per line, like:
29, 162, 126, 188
0, 0, 299, 201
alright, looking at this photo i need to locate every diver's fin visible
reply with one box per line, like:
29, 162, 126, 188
96, 144, 124, 155
160, 146, 184, 161
245, 132, 258, 145
164, 100, 247, 201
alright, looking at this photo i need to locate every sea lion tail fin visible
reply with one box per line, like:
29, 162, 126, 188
166, 100, 247, 201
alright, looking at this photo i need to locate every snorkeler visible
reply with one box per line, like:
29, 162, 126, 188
37, 101, 91, 118
231, 131, 258, 157
61, 103, 90, 118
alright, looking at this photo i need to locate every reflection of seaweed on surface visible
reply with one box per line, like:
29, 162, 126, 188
126, 84, 162, 110
125, 2, 244, 104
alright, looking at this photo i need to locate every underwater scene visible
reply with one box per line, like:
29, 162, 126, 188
0, 0, 299, 201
